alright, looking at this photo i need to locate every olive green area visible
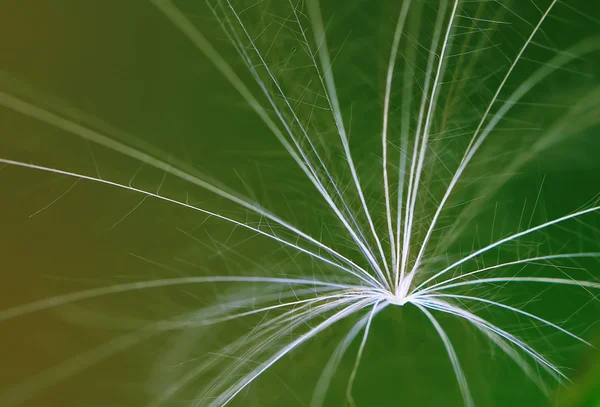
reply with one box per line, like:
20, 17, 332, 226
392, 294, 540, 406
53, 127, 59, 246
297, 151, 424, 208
0, 1, 599, 406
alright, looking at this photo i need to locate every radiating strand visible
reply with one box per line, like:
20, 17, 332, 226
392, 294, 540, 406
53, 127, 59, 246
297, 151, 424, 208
403, 0, 460, 290
197, 295, 367, 404
310, 304, 385, 407
0, 93, 377, 285
346, 300, 382, 407
382, 0, 412, 281
421, 293, 590, 345
0, 262, 375, 323
190, 295, 353, 403
415, 303, 474, 407
181, 296, 369, 406
215, 0, 386, 283
152, 0, 386, 286
207, 298, 372, 405
211, 297, 376, 406
410, 0, 563, 275
305, 0, 391, 281
424, 297, 552, 395
2, 285, 322, 407
395, 0, 424, 286
411, 204, 600, 295
423, 276, 600, 294
158, 290, 378, 331
399, 0, 453, 294
473, 321, 550, 395
0, 158, 383, 289
149, 293, 348, 406
414, 252, 600, 296
437, 85, 600, 253
287, 0, 379, 261
197, 294, 371, 401
413, 297, 565, 381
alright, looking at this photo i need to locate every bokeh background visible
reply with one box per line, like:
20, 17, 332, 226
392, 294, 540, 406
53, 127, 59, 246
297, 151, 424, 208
1, 1, 599, 406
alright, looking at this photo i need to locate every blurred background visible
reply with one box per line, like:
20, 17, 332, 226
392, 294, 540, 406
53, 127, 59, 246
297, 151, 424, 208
0, 1, 599, 406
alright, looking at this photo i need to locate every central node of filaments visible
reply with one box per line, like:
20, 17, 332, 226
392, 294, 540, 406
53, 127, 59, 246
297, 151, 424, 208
383, 273, 414, 306
385, 292, 408, 306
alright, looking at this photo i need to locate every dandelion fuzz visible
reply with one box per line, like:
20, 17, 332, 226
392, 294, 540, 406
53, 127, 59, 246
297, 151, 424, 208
0, 0, 599, 406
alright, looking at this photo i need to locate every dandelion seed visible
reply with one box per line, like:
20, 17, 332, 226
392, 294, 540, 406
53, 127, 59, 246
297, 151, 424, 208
1, 0, 600, 405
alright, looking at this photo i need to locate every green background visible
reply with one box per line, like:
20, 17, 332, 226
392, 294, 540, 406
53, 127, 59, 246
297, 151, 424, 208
1, 1, 599, 406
